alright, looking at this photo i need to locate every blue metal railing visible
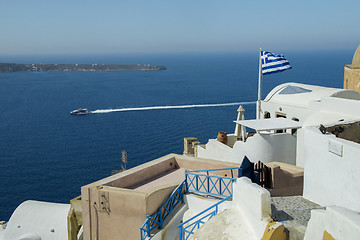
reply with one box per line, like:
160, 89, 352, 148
186, 167, 240, 178
185, 169, 237, 198
140, 179, 186, 240
140, 157, 259, 240
177, 196, 232, 240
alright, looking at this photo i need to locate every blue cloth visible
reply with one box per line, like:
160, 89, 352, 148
261, 51, 292, 75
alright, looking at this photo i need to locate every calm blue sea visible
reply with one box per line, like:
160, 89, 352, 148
0, 50, 353, 220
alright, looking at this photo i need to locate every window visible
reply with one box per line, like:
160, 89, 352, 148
264, 112, 271, 119
276, 113, 286, 118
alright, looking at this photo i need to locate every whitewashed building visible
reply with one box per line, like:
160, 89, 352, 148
197, 82, 360, 168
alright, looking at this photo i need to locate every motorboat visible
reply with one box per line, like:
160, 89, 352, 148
70, 108, 89, 115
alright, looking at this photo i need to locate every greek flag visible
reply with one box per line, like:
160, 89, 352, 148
261, 51, 292, 75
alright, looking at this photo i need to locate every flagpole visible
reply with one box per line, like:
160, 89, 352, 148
257, 48, 262, 119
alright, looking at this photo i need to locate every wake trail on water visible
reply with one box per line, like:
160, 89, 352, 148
91, 101, 256, 114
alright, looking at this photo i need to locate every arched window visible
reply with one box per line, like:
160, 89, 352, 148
264, 112, 271, 119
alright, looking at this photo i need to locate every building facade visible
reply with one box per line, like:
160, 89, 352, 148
344, 45, 360, 92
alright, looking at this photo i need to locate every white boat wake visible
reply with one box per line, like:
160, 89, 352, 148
91, 101, 256, 114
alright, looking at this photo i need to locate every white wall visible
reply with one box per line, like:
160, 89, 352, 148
198, 133, 297, 165
263, 96, 360, 168
303, 127, 360, 212
182, 194, 229, 223
309, 96, 360, 118
296, 110, 359, 168
295, 128, 305, 167
260, 101, 310, 122
304, 206, 360, 240
231, 177, 271, 239
232, 132, 296, 165
197, 139, 233, 162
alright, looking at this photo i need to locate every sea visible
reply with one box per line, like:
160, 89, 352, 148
0, 50, 353, 220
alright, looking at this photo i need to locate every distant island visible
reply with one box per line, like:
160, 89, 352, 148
0, 63, 166, 73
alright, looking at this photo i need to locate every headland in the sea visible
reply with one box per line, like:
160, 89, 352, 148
0, 63, 166, 73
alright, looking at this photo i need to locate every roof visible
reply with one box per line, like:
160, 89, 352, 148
2, 200, 69, 240
264, 82, 360, 108
234, 118, 303, 131
352, 45, 360, 67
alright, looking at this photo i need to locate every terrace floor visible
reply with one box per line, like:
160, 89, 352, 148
271, 196, 324, 239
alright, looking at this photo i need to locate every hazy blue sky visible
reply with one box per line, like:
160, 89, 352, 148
1, 0, 359, 54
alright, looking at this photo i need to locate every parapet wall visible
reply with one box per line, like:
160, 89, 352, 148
232, 177, 271, 239
304, 206, 360, 240
197, 132, 297, 165
303, 126, 360, 212
267, 162, 304, 197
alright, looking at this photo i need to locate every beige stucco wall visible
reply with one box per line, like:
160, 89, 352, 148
145, 184, 179, 215
267, 162, 304, 197
105, 155, 179, 188
176, 155, 241, 177
344, 45, 360, 92
83, 185, 180, 240
344, 66, 360, 91
81, 154, 240, 240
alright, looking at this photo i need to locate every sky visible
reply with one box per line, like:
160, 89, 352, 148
1, 0, 360, 55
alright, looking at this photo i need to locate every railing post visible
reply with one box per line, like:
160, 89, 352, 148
179, 226, 183, 240
182, 180, 186, 201
231, 179, 235, 197
219, 178, 222, 195
185, 171, 188, 193
179, 180, 186, 202
159, 211, 163, 229
146, 215, 151, 237
207, 171, 210, 194
196, 174, 199, 191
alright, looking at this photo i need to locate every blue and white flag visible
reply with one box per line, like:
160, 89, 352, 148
261, 51, 292, 75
